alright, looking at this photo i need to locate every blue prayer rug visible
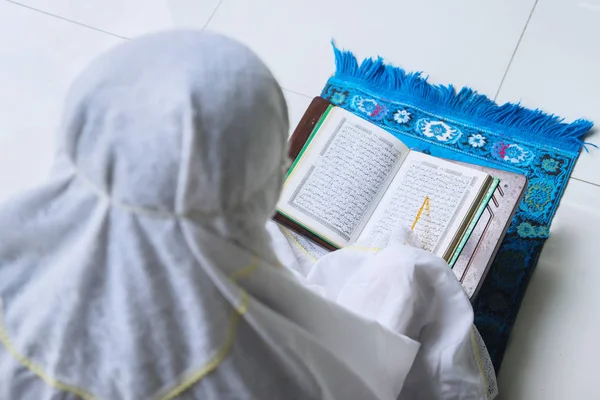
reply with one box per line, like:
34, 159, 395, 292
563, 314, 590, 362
321, 45, 594, 371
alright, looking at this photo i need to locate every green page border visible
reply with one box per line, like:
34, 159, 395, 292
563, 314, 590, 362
279, 105, 341, 248
448, 177, 500, 267
285, 105, 334, 179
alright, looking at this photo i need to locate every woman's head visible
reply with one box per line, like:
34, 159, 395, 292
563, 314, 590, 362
57, 31, 289, 246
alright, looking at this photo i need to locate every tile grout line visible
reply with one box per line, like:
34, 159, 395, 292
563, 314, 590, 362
200, 0, 313, 100
493, 0, 539, 102
5, 0, 130, 40
6, 0, 315, 102
570, 176, 600, 189
202, 0, 225, 29
282, 88, 313, 100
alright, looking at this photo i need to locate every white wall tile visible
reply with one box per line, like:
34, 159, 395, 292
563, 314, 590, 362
0, 2, 122, 202
496, 0, 600, 185
10, 0, 221, 38
207, 0, 536, 98
282, 90, 312, 137
498, 179, 600, 400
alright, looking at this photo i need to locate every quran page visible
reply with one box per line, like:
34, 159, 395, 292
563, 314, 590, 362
277, 107, 410, 247
358, 151, 490, 259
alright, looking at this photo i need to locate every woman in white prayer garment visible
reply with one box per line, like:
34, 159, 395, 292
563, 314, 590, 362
0, 31, 496, 399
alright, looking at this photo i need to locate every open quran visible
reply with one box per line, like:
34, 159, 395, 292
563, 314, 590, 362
276, 104, 499, 264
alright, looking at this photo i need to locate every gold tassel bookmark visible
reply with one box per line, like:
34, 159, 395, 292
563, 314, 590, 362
411, 196, 430, 231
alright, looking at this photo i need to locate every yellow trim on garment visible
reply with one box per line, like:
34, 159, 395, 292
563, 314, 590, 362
0, 303, 95, 400
345, 245, 382, 253
0, 256, 262, 400
282, 228, 318, 262
283, 229, 382, 256
158, 292, 251, 400
157, 256, 260, 399
470, 327, 488, 395
229, 256, 261, 281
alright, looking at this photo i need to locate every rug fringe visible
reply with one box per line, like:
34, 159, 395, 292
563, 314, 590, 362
330, 42, 593, 152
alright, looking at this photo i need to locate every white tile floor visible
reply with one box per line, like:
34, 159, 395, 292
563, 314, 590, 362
0, 0, 597, 398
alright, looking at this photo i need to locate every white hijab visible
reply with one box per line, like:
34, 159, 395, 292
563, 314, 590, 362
0, 31, 419, 400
